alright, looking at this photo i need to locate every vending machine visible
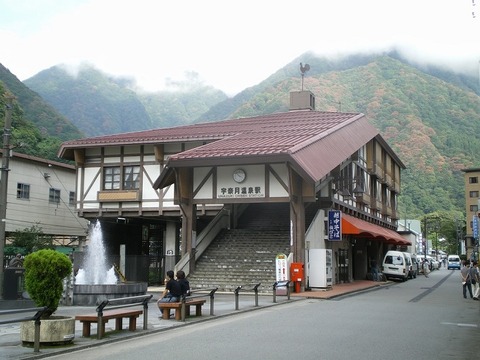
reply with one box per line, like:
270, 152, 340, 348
308, 249, 333, 288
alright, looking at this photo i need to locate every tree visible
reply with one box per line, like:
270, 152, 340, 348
23, 249, 72, 318
10, 225, 54, 254
420, 211, 465, 255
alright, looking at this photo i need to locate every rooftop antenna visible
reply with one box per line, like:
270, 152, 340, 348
300, 63, 310, 91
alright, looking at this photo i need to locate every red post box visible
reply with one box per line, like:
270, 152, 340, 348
290, 262, 304, 293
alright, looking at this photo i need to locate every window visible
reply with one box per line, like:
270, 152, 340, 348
470, 205, 478, 212
104, 166, 140, 190
69, 191, 75, 205
470, 191, 479, 198
384, 255, 403, 265
469, 177, 478, 184
124, 166, 140, 189
49, 188, 61, 204
104, 167, 121, 190
16, 183, 30, 199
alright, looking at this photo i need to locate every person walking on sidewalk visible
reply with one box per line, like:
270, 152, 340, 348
461, 262, 473, 299
423, 259, 430, 278
471, 261, 479, 300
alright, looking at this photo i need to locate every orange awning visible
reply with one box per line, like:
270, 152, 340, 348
341, 213, 411, 246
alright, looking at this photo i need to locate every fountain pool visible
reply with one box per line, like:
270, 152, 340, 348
73, 221, 147, 306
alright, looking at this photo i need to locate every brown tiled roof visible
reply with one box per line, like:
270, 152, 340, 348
59, 109, 381, 183
158, 111, 379, 182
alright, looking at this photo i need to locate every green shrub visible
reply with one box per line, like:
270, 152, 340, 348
23, 249, 72, 318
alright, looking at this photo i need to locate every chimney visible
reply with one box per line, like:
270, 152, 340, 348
290, 90, 315, 111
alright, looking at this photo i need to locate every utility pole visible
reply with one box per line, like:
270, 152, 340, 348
0, 93, 15, 298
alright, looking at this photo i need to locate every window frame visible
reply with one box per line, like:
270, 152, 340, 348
69, 191, 75, 206
49, 188, 61, 204
103, 165, 141, 190
16, 183, 30, 200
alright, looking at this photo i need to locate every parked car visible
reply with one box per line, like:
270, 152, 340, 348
403, 252, 416, 279
382, 251, 408, 281
428, 256, 439, 270
411, 254, 419, 276
447, 255, 461, 270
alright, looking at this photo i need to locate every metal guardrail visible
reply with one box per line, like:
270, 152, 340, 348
234, 283, 261, 310
272, 280, 291, 302
180, 288, 218, 321
0, 306, 49, 353
96, 294, 153, 340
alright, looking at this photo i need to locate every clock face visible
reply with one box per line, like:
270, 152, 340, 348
233, 169, 246, 183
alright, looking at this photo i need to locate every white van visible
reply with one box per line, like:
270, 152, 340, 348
382, 250, 408, 281
447, 255, 461, 270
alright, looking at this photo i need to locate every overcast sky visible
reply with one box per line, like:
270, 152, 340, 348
1, 0, 479, 96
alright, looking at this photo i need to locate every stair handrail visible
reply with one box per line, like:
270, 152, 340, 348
175, 207, 230, 277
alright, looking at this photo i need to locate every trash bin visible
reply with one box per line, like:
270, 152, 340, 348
4, 267, 25, 300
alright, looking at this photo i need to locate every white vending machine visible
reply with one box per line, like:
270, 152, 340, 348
308, 249, 333, 288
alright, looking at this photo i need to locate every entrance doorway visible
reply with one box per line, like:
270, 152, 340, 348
338, 248, 349, 283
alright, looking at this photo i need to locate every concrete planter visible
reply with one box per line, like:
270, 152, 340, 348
20, 316, 75, 345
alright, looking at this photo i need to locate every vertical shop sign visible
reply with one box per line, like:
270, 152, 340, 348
328, 210, 342, 241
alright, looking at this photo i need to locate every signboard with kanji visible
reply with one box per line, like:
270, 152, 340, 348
328, 210, 342, 241
474, 214, 478, 239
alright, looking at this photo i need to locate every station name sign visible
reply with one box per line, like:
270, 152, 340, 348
217, 186, 265, 199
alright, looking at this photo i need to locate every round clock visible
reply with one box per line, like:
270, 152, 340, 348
233, 169, 246, 183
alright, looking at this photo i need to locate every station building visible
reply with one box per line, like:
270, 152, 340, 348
58, 91, 409, 290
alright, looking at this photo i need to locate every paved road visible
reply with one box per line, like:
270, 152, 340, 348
43, 269, 479, 360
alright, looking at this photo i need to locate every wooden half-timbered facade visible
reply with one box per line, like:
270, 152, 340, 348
59, 91, 408, 287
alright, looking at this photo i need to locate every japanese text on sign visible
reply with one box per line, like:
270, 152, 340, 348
218, 186, 264, 198
328, 210, 342, 241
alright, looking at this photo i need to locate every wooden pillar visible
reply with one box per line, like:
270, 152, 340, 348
288, 168, 305, 265
176, 168, 197, 273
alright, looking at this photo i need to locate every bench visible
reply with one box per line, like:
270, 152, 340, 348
158, 299, 206, 321
75, 308, 143, 338
75, 294, 152, 339
157, 288, 218, 321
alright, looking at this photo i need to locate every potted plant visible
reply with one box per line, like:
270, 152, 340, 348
20, 249, 75, 345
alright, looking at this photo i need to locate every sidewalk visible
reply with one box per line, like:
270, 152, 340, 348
0, 280, 386, 359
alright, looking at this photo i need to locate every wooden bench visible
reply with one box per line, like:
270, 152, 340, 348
158, 299, 206, 321
75, 308, 143, 338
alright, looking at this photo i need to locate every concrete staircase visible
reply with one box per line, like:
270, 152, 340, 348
187, 203, 290, 293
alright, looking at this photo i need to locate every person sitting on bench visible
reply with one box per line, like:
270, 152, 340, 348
176, 270, 190, 297
158, 270, 182, 303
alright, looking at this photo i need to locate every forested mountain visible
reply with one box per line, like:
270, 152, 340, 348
210, 55, 480, 219
0, 64, 83, 161
24, 65, 228, 135
1, 52, 479, 220
23, 65, 153, 136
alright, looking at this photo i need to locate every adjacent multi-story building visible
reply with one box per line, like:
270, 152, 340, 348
462, 168, 479, 260
0, 150, 88, 246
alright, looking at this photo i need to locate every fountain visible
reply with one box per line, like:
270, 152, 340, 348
73, 221, 147, 306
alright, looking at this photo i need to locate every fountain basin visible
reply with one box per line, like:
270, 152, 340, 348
73, 282, 148, 306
